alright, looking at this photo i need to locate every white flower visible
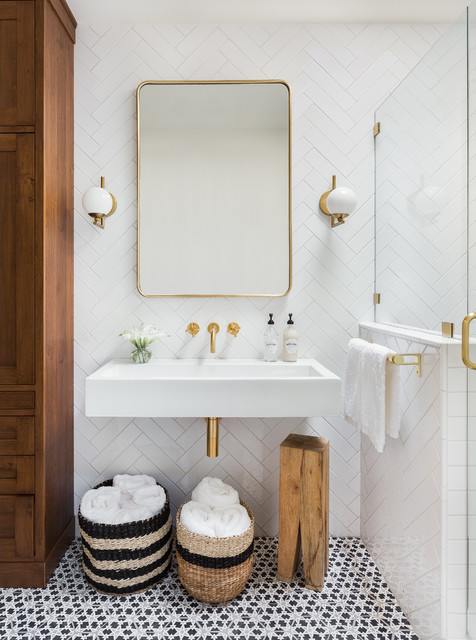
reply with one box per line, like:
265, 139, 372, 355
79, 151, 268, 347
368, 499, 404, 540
119, 323, 169, 361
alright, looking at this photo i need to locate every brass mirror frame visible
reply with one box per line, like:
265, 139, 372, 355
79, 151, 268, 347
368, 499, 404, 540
136, 79, 292, 298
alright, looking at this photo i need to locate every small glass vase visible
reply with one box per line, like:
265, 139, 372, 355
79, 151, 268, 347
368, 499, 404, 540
131, 347, 152, 364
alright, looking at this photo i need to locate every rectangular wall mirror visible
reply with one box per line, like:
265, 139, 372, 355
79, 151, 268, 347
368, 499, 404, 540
137, 80, 291, 297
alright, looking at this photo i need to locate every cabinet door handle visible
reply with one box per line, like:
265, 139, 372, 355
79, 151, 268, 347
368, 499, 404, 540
462, 312, 476, 369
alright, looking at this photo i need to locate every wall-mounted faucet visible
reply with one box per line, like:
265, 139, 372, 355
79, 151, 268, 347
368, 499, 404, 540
208, 323, 220, 353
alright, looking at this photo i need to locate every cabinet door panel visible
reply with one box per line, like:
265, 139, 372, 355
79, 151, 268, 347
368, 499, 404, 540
0, 417, 34, 454
0, 495, 34, 558
0, 2, 35, 126
0, 456, 34, 493
0, 134, 35, 384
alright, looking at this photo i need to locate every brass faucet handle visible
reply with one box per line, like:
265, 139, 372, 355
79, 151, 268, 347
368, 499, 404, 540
186, 322, 200, 338
227, 322, 241, 337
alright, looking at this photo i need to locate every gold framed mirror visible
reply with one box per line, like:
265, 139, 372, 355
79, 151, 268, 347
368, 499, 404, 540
137, 80, 292, 297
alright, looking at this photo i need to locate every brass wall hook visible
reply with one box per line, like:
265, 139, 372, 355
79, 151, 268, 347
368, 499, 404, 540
227, 322, 241, 337
186, 322, 200, 338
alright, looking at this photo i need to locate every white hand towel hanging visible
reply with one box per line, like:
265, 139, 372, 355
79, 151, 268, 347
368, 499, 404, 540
344, 338, 400, 452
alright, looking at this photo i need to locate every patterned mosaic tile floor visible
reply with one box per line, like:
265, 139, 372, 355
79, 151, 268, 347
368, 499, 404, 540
1, 537, 419, 640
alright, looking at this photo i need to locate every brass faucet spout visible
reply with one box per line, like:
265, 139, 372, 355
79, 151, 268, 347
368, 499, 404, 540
207, 323, 220, 353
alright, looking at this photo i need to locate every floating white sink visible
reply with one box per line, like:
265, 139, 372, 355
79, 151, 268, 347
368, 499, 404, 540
85, 358, 341, 418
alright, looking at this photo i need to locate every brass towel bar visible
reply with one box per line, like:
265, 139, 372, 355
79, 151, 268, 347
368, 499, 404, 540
366, 339, 422, 376
387, 353, 421, 377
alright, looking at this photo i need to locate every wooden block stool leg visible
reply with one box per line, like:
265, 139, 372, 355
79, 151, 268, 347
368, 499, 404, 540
277, 434, 329, 591
277, 441, 303, 582
300, 439, 329, 590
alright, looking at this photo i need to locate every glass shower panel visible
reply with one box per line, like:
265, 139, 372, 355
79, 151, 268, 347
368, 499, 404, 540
375, 17, 467, 330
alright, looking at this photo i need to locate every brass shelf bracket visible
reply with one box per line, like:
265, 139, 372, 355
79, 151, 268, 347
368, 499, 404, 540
387, 353, 421, 377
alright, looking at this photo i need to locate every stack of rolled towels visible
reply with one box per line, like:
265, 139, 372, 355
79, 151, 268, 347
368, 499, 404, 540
80, 474, 166, 525
180, 477, 251, 538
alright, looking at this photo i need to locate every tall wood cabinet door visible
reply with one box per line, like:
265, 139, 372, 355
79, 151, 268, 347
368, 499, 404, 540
0, 134, 35, 384
0, 2, 35, 126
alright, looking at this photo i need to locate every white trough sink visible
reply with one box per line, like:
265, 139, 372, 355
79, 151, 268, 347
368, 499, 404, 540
85, 358, 341, 418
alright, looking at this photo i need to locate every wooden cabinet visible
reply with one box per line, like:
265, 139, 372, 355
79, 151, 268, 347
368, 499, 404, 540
0, 0, 76, 588
0, 417, 34, 454
0, 495, 34, 560
0, 456, 35, 493
0, 134, 35, 385
0, 2, 35, 126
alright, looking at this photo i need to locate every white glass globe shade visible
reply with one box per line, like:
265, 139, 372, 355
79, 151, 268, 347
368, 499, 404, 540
82, 186, 113, 215
327, 187, 357, 215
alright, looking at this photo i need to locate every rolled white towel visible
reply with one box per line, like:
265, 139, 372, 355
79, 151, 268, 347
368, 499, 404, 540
180, 501, 217, 537
113, 474, 156, 495
213, 504, 251, 538
191, 477, 240, 509
109, 504, 154, 524
119, 493, 134, 509
80, 486, 121, 524
131, 484, 166, 516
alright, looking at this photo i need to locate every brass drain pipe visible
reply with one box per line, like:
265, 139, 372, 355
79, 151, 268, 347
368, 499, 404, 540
205, 417, 221, 457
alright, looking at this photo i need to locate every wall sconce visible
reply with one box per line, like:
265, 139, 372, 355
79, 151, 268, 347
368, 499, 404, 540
319, 175, 357, 228
82, 177, 117, 229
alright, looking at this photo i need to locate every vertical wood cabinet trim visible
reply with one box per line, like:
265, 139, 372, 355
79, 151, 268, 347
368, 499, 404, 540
16, 2, 35, 124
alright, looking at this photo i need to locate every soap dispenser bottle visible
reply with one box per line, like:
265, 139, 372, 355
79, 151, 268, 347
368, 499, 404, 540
263, 313, 278, 362
283, 313, 298, 362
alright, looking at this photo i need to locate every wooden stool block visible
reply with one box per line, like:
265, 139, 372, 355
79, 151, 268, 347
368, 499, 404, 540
277, 434, 329, 591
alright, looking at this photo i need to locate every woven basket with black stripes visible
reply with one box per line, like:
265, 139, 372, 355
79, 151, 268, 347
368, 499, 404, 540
78, 479, 172, 595
176, 500, 254, 603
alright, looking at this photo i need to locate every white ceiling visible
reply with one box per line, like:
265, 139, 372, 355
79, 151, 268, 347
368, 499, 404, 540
67, 0, 469, 25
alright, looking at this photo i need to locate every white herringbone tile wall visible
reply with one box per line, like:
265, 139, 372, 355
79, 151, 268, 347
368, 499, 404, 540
74, 23, 444, 536
360, 322, 469, 640
360, 326, 442, 640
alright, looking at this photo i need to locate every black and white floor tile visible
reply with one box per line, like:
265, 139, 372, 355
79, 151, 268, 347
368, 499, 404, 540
1, 537, 420, 639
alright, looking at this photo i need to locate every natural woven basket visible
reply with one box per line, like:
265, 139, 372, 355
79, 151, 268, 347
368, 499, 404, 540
78, 479, 172, 595
176, 500, 254, 603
